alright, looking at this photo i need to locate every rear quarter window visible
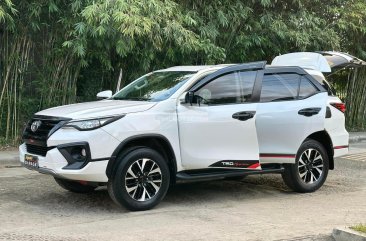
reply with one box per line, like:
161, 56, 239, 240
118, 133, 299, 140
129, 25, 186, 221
298, 77, 319, 99
311, 75, 336, 96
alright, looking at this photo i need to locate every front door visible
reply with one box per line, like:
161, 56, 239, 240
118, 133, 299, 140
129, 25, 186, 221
177, 63, 265, 170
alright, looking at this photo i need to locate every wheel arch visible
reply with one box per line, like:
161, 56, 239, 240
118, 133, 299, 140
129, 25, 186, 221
305, 130, 334, 170
106, 134, 177, 182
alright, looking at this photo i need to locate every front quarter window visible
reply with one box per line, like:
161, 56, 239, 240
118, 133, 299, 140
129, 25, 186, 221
112, 71, 195, 102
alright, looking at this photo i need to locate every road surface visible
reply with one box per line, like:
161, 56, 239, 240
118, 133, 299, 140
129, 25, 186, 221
0, 144, 365, 241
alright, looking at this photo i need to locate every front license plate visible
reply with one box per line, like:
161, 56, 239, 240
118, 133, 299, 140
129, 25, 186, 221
24, 154, 39, 168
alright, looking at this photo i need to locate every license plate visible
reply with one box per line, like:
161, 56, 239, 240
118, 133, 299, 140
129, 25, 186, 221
24, 154, 39, 168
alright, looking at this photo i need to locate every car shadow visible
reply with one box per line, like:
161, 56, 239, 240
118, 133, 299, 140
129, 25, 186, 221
17, 174, 297, 214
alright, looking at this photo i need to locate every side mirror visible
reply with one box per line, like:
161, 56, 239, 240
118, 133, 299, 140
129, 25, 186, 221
183, 91, 202, 106
96, 90, 112, 100
183, 91, 194, 105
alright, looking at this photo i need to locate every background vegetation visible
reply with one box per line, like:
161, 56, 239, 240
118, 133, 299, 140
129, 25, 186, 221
1, 0, 366, 145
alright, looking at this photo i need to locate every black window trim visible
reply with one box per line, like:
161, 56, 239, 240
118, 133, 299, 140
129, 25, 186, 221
184, 64, 327, 106
195, 70, 260, 106
186, 61, 266, 106
265, 68, 326, 91
189, 61, 267, 92
257, 70, 327, 103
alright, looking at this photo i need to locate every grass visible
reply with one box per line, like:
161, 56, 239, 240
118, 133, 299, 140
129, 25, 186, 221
0, 137, 18, 151
350, 224, 366, 234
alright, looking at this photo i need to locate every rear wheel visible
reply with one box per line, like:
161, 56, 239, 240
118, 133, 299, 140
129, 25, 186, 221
108, 147, 170, 211
54, 177, 97, 193
282, 139, 329, 193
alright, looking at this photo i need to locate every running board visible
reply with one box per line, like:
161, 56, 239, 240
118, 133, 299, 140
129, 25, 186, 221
176, 166, 285, 182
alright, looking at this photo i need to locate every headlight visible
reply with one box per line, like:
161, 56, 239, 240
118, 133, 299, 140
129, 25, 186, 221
63, 115, 124, 131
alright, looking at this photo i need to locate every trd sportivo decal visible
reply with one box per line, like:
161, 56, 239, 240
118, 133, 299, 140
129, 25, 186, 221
209, 160, 261, 169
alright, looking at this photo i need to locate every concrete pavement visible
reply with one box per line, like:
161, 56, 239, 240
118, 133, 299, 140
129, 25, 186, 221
1, 147, 365, 241
0, 150, 19, 166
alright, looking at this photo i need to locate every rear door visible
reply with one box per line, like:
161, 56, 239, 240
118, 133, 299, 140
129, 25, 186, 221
255, 70, 328, 164
177, 62, 265, 170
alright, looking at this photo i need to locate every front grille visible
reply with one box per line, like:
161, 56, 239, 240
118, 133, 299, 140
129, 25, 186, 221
23, 115, 71, 155
26, 144, 51, 156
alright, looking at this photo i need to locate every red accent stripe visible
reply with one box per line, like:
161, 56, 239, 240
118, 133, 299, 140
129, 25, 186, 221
334, 145, 349, 149
247, 163, 260, 169
260, 154, 296, 158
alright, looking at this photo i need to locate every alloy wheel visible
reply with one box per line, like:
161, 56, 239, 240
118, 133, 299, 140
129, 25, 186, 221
124, 158, 162, 201
298, 148, 324, 184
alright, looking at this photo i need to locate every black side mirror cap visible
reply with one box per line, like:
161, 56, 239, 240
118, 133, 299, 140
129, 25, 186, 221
185, 91, 196, 106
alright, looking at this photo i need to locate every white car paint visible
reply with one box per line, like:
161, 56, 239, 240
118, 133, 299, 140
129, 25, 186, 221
177, 102, 260, 169
37, 100, 156, 119
272, 52, 332, 72
272, 57, 349, 158
256, 92, 328, 163
19, 55, 350, 182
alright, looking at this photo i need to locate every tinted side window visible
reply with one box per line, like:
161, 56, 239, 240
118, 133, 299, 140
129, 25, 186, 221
260, 74, 300, 102
310, 74, 335, 96
196, 72, 240, 104
196, 71, 256, 105
299, 77, 319, 99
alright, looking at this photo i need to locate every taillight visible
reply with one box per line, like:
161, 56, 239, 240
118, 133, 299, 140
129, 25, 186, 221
330, 102, 346, 113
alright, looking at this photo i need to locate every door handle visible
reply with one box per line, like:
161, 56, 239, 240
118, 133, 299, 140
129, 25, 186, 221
298, 108, 321, 117
232, 111, 256, 121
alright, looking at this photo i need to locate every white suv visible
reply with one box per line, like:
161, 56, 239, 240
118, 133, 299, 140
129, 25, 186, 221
20, 52, 364, 211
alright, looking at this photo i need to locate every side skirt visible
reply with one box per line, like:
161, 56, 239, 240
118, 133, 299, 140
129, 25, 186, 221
176, 164, 284, 183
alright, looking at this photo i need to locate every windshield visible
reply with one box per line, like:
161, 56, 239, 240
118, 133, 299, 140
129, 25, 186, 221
112, 71, 195, 101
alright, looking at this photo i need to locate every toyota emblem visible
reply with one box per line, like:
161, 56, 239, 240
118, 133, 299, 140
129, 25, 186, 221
31, 120, 42, 132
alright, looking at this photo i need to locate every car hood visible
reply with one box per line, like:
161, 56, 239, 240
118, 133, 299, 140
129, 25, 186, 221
36, 100, 156, 119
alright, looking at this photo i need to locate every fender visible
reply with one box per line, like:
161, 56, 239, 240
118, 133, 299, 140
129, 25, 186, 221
105, 134, 177, 179
305, 130, 334, 169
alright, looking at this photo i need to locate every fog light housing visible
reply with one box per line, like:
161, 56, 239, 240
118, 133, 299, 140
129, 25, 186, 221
57, 142, 91, 169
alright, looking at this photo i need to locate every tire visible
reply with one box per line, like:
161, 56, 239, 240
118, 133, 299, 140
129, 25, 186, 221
282, 139, 329, 193
54, 177, 97, 193
108, 147, 170, 211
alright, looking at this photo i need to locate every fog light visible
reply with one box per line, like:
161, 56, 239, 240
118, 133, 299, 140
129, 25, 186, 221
81, 148, 86, 157
70, 147, 86, 162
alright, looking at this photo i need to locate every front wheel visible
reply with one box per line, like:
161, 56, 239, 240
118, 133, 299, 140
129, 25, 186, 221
108, 147, 170, 211
282, 139, 329, 193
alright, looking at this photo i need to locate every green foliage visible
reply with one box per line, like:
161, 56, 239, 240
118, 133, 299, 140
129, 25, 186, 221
1, 0, 366, 144
0, 0, 16, 25
350, 224, 366, 234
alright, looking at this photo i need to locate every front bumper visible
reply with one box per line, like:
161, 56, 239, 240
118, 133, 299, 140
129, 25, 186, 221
19, 144, 109, 182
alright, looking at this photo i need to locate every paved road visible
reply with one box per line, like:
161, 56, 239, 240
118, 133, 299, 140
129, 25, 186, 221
0, 145, 365, 241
